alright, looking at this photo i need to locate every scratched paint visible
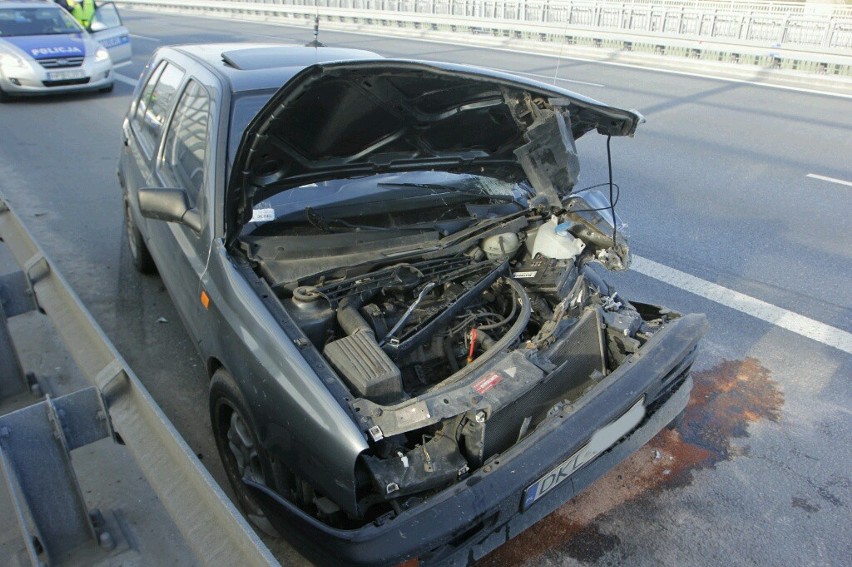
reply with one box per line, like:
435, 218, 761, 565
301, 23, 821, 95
479, 357, 784, 566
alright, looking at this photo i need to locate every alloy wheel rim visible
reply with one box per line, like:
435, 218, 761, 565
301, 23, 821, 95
225, 409, 265, 486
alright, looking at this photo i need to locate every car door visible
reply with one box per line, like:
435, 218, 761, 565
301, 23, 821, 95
122, 60, 182, 213
146, 76, 216, 342
89, 2, 131, 64
122, 61, 201, 330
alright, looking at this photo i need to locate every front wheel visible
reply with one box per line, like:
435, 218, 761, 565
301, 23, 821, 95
210, 369, 281, 537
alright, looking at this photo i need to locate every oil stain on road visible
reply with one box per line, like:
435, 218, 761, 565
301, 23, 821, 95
479, 357, 784, 566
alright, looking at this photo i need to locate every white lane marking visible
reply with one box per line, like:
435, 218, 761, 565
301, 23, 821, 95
114, 73, 138, 87
493, 68, 605, 88
632, 256, 852, 354
253, 33, 301, 42
113, 61, 132, 69
806, 173, 852, 187
130, 33, 161, 42
549, 56, 852, 100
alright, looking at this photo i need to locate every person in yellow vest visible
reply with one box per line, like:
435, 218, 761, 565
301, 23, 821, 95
66, 0, 96, 30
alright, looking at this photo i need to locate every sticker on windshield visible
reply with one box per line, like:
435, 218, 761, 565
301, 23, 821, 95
250, 208, 275, 223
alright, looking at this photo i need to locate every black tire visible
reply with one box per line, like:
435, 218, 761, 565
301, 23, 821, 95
99, 83, 114, 94
124, 199, 156, 274
0, 88, 11, 103
210, 368, 282, 537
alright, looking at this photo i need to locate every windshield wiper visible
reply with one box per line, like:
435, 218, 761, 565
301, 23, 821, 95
304, 207, 435, 234
305, 207, 393, 233
377, 182, 520, 204
437, 209, 530, 249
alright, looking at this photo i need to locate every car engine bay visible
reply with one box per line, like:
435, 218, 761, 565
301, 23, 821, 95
239, 191, 686, 522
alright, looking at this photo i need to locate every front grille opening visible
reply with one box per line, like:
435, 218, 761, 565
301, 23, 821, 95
38, 57, 84, 69
476, 309, 606, 462
43, 78, 90, 87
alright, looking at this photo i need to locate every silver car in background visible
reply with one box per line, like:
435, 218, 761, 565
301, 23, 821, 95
0, 0, 131, 101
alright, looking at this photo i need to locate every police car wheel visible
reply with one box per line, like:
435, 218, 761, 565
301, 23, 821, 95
99, 84, 114, 94
0, 88, 11, 103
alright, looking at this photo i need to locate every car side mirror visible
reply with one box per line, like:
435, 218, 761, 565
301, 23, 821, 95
138, 188, 202, 233
89, 21, 106, 32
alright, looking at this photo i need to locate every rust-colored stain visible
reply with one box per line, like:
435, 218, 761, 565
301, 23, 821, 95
478, 357, 783, 566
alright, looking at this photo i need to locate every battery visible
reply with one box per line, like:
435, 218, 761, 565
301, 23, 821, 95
511, 257, 578, 295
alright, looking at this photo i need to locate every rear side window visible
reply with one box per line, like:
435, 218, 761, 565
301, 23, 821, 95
134, 62, 165, 126
135, 63, 184, 153
162, 80, 210, 203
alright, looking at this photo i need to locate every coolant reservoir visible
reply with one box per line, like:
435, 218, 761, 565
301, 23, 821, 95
482, 232, 522, 260
530, 217, 585, 260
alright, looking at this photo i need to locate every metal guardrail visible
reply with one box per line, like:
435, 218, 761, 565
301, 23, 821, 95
116, 0, 852, 76
0, 197, 279, 567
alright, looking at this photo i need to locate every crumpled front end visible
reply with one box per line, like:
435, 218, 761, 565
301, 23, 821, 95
230, 60, 702, 564
249, 307, 705, 566
245, 181, 702, 527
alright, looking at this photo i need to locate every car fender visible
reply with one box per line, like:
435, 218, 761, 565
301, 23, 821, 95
198, 242, 368, 513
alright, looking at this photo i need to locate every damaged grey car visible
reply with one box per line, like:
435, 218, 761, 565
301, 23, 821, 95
118, 43, 707, 566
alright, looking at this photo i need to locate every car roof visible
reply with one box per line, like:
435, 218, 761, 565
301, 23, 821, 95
169, 43, 382, 94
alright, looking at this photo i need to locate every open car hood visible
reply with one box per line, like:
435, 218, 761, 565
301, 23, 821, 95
227, 60, 643, 246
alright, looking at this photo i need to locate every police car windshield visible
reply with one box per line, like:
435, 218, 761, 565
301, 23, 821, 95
0, 7, 82, 37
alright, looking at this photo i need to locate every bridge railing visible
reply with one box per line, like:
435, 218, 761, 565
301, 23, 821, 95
114, 0, 852, 76
216, 0, 852, 49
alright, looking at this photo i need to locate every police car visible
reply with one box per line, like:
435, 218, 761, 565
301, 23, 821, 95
0, 0, 131, 100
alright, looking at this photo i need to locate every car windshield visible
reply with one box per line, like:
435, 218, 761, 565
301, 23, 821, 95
229, 91, 275, 165
0, 7, 82, 37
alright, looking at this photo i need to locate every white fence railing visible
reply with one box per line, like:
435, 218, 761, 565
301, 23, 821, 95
115, 0, 852, 76
218, 0, 852, 49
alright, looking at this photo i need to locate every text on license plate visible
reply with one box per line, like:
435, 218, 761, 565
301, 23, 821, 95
47, 70, 86, 81
522, 396, 646, 509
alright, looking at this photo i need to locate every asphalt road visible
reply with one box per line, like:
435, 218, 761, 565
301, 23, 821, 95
1, 9, 850, 567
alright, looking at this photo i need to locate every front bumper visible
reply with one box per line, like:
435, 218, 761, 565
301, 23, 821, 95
251, 313, 706, 566
0, 57, 113, 97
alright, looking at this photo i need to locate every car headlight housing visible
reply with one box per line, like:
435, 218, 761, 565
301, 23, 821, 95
94, 47, 110, 62
0, 52, 28, 71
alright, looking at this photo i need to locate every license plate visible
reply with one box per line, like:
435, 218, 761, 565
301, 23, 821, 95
47, 70, 86, 81
522, 396, 646, 509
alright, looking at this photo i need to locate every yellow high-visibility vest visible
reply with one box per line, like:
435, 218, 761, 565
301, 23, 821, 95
71, 0, 96, 29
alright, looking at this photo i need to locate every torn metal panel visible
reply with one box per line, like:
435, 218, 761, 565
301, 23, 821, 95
514, 108, 581, 208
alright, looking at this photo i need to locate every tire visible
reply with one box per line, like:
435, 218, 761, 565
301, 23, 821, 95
124, 199, 156, 274
209, 368, 282, 537
99, 83, 114, 94
0, 88, 11, 103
